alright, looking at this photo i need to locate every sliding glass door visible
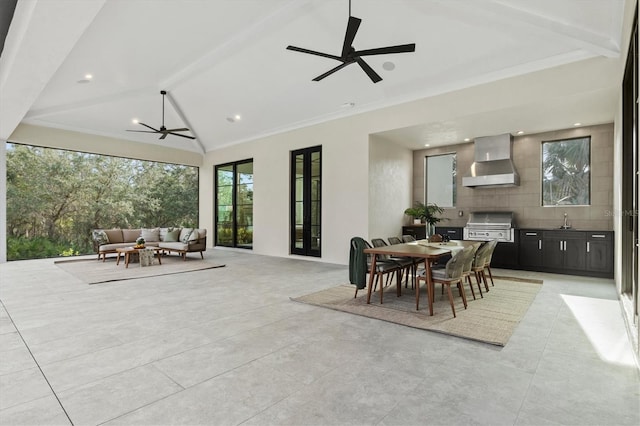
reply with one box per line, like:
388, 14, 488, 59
215, 159, 253, 249
290, 146, 321, 257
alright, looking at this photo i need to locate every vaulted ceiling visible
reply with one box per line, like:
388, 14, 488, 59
0, 0, 628, 154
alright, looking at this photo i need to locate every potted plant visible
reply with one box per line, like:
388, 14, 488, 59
404, 201, 445, 235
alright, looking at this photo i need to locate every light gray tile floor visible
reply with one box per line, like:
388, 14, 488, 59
0, 249, 638, 425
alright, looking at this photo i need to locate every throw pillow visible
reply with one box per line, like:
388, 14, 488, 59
92, 229, 109, 245
122, 229, 141, 243
188, 229, 199, 241
164, 229, 180, 242
180, 228, 193, 243
141, 228, 160, 242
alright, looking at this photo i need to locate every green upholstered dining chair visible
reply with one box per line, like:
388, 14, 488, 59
481, 239, 499, 287
349, 237, 401, 298
372, 238, 414, 289
462, 242, 482, 299
471, 241, 493, 293
418, 245, 470, 318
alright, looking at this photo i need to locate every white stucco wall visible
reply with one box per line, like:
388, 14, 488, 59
202, 117, 371, 265
368, 135, 413, 240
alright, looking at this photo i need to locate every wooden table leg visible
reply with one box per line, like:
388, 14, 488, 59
426, 258, 434, 316
156, 250, 162, 265
415, 262, 420, 310
366, 256, 377, 304
125, 253, 130, 268
116, 252, 121, 266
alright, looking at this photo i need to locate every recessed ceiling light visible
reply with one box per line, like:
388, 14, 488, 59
424, 144, 430, 147
234, 114, 241, 121
382, 61, 395, 71
132, 118, 139, 124
464, 138, 470, 142
77, 73, 93, 84
516, 130, 524, 135
574, 122, 582, 126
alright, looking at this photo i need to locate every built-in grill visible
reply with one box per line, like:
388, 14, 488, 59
463, 211, 515, 243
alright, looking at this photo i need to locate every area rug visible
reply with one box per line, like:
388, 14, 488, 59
55, 255, 225, 284
291, 277, 543, 346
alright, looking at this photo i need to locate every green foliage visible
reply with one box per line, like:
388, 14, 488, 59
7, 236, 77, 260
6, 143, 199, 260
542, 137, 590, 205
404, 201, 445, 225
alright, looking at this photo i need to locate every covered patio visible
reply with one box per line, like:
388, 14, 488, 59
1, 249, 637, 425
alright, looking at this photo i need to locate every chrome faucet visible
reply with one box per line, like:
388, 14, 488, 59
561, 212, 571, 229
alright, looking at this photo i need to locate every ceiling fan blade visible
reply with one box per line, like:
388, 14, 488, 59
164, 128, 190, 132
354, 43, 416, 57
342, 16, 361, 57
312, 62, 352, 81
287, 45, 342, 61
159, 133, 168, 140
127, 130, 161, 134
356, 58, 382, 83
138, 122, 160, 132
168, 132, 197, 140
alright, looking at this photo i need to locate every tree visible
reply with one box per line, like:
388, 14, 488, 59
6, 143, 199, 260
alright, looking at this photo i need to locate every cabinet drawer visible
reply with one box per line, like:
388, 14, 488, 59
520, 230, 541, 239
587, 232, 612, 241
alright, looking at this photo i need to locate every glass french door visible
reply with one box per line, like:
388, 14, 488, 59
215, 159, 253, 249
290, 146, 321, 257
622, 11, 638, 325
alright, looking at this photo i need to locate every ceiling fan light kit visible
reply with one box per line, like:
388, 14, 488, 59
126, 90, 195, 140
286, 0, 416, 83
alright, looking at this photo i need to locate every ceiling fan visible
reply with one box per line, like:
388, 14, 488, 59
286, 0, 416, 83
127, 90, 195, 140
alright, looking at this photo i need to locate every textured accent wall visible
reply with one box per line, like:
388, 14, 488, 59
412, 123, 614, 231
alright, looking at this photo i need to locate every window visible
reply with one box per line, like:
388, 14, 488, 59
215, 159, 253, 248
290, 146, 321, 257
542, 137, 590, 206
426, 153, 456, 207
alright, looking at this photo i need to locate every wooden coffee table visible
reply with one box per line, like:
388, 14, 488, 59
116, 247, 163, 268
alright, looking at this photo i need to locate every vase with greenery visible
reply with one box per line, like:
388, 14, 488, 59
404, 201, 445, 236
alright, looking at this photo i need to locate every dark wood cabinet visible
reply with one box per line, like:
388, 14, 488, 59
542, 230, 586, 272
586, 232, 613, 275
435, 226, 463, 240
519, 230, 543, 268
402, 225, 426, 240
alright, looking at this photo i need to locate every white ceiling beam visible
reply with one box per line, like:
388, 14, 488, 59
0, 0, 107, 140
164, 91, 205, 154
446, 0, 620, 58
491, 0, 620, 57
24, 86, 158, 119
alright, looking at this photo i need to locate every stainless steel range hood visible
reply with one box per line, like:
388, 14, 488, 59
462, 133, 519, 187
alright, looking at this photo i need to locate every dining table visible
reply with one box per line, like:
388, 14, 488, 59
363, 240, 474, 316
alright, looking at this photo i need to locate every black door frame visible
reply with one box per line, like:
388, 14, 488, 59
214, 159, 253, 249
290, 146, 321, 257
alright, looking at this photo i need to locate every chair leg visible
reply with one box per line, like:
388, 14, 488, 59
481, 270, 489, 291
445, 283, 456, 318
458, 281, 468, 309
466, 275, 476, 300
470, 274, 483, 298
486, 265, 495, 286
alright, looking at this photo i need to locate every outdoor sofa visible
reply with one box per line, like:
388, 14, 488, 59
92, 227, 207, 261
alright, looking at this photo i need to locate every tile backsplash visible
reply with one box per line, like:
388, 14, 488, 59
412, 123, 614, 231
